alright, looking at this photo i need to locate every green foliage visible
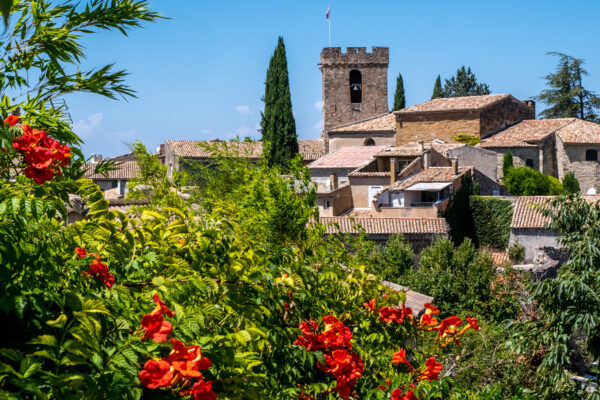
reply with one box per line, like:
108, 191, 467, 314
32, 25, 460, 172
441, 66, 491, 98
537, 52, 600, 121
431, 75, 443, 100
509, 195, 600, 398
503, 166, 563, 195
508, 242, 525, 263
469, 196, 513, 249
404, 238, 520, 322
392, 73, 406, 111
562, 172, 580, 194
260, 36, 299, 167
370, 234, 414, 283
443, 176, 476, 246
502, 151, 513, 177
454, 134, 481, 146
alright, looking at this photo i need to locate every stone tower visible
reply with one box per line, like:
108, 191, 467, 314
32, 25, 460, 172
320, 46, 389, 152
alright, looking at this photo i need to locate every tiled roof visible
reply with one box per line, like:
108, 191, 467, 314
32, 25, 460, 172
479, 119, 574, 148
397, 94, 511, 114
308, 145, 386, 169
390, 167, 470, 191
381, 281, 433, 315
164, 139, 323, 160
376, 142, 423, 157
555, 118, 600, 144
489, 251, 510, 266
83, 161, 140, 180
340, 208, 376, 218
511, 195, 600, 229
329, 113, 396, 133
320, 217, 448, 235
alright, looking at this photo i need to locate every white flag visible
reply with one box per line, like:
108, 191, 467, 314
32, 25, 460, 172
325, 6, 330, 20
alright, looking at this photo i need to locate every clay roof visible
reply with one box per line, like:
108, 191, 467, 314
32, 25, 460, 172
489, 251, 510, 266
479, 119, 575, 148
555, 118, 600, 144
397, 94, 512, 114
340, 208, 376, 218
390, 167, 470, 191
165, 139, 323, 161
376, 142, 423, 157
83, 161, 140, 180
510, 196, 556, 229
308, 145, 386, 169
329, 113, 396, 133
320, 217, 448, 235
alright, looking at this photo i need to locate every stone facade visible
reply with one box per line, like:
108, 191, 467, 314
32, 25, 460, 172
509, 228, 561, 262
479, 97, 535, 136
347, 175, 390, 208
316, 184, 353, 217
329, 132, 395, 152
556, 135, 600, 193
320, 47, 389, 152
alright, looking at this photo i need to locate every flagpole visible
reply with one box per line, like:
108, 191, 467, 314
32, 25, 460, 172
328, 17, 331, 46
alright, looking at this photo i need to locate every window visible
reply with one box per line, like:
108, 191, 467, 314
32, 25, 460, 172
324, 200, 330, 209
586, 149, 598, 161
525, 159, 534, 168
111, 180, 118, 188
364, 138, 375, 146
349, 70, 362, 103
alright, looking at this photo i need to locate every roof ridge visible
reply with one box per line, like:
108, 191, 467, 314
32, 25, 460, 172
328, 112, 392, 130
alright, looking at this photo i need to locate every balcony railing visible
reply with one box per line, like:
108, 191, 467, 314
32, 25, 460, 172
410, 201, 434, 207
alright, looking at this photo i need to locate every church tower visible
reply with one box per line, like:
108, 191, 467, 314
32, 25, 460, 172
320, 47, 389, 152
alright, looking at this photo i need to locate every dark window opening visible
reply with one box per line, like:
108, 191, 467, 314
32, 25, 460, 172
364, 138, 375, 146
586, 149, 598, 161
349, 70, 362, 103
525, 159, 534, 168
111, 180, 118, 188
325, 200, 330, 209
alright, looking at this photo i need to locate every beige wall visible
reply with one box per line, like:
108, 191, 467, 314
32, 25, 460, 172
371, 206, 438, 218
556, 136, 600, 192
348, 176, 390, 208
396, 112, 480, 145
329, 133, 395, 153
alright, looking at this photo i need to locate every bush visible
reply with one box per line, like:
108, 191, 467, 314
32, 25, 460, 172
371, 234, 414, 283
470, 196, 513, 249
454, 134, 481, 146
562, 172, 580, 194
502, 151, 513, 177
503, 166, 563, 196
508, 242, 525, 262
442, 175, 476, 246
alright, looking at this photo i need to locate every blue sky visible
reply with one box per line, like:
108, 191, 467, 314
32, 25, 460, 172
65, 0, 600, 157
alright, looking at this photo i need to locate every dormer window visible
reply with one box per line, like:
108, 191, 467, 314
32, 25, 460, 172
349, 70, 362, 103
586, 149, 598, 161
364, 138, 375, 146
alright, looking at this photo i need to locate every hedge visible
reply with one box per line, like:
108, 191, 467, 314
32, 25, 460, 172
469, 196, 513, 249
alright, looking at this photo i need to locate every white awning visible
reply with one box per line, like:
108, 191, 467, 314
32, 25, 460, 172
404, 182, 451, 191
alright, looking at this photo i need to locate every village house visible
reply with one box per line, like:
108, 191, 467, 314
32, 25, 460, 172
83, 160, 140, 197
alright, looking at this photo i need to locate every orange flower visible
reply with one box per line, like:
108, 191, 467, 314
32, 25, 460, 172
167, 338, 212, 379
186, 379, 217, 400
138, 359, 173, 389
391, 388, 419, 400
436, 315, 462, 336
141, 312, 172, 342
152, 294, 176, 318
4, 115, 19, 127
417, 357, 442, 381
466, 315, 480, 330
362, 298, 376, 312
419, 313, 438, 329
75, 247, 87, 259
424, 302, 440, 315
391, 348, 413, 370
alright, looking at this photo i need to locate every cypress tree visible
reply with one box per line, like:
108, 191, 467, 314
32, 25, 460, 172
562, 172, 580, 194
502, 151, 513, 177
392, 73, 406, 111
431, 75, 443, 99
260, 36, 298, 167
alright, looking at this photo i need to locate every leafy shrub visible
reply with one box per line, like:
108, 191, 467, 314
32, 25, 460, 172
454, 134, 481, 146
442, 175, 476, 246
503, 166, 563, 195
562, 172, 580, 194
470, 196, 513, 249
508, 242, 525, 262
370, 234, 414, 283
502, 151, 513, 177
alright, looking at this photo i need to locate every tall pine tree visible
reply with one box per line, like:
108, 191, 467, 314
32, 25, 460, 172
260, 36, 298, 167
392, 73, 406, 111
537, 52, 600, 121
431, 75, 443, 99
441, 66, 490, 98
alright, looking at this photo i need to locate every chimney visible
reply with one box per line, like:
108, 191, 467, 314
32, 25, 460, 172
524, 100, 536, 118
390, 157, 397, 185
93, 154, 103, 162
451, 158, 458, 175
423, 150, 430, 168
329, 172, 338, 190
419, 141, 425, 153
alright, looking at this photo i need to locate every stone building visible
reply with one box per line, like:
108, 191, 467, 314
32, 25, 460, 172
326, 113, 396, 152
394, 94, 535, 145
83, 161, 140, 197
320, 47, 389, 152
479, 118, 600, 193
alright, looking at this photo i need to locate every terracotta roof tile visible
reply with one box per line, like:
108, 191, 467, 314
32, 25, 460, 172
308, 146, 386, 169
340, 208, 376, 217
555, 118, 600, 144
376, 142, 423, 157
390, 167, 470, 191
489, 251, 510, 266
320, 217, 448, 234
397, 94, 511, 114
479, 119, 575, 148
329, 113, 396, 133
511, 195, 600, 229
165, 139, 323, 161
83, 161, 140, 180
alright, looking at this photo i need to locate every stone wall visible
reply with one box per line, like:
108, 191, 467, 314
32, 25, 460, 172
556, 136, 600, 193
541, 135, 557, 177
479, 97, 534, 136
446, 146, 498, 183
316, 184, 353, 217
309, 168, 353, 187
321, 47, 389, 152
509, 228, 561, 262
329, 132, 395, 152
489, 147, 540, 180
395, 112, 480, 145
